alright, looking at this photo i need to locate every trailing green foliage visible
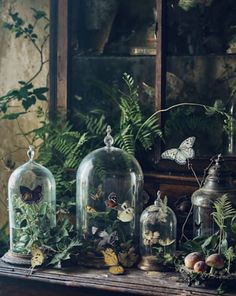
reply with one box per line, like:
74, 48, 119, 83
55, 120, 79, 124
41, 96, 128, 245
0, 8, 49, 118
0, 224, 9, 257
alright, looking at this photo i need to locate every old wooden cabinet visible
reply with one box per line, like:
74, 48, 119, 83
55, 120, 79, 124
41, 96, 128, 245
49, 0, 236, 240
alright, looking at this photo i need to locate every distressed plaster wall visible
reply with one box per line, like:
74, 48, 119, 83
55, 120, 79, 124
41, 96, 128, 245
0, 0, 49, 226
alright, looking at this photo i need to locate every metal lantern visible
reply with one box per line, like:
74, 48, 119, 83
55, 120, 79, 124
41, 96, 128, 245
76, 126, 144, 267
2, 146, 56, 265
192, 154, 236, 237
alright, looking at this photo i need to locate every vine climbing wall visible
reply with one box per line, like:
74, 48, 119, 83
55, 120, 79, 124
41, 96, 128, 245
0, 0, 49, 227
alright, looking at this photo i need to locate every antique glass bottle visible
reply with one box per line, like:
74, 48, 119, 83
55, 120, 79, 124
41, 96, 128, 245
139, 191, 177, 271
192, 154, 236, 237
76, 126, 143, 267
3, 146, 56, 264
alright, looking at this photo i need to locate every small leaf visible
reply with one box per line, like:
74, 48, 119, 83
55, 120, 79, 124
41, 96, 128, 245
22, 95, 36, 110
33, 87, 48, 94
36, 93, 47, 101
220, 238, 228, 255
19, 87, 28, 99
0, 112, 27, 120
15, 31, 23, 38
18, 81, 26, 85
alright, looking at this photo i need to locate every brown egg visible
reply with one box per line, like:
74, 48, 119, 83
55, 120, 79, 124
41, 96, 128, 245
184, 252, 204, 269
193, 261, 207, 273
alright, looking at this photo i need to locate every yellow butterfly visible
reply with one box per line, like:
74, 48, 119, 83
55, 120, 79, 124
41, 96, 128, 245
86, 205, 96, 213
28, 245, 45, 275
101, 248, 124, 275
90, 184, 104, 201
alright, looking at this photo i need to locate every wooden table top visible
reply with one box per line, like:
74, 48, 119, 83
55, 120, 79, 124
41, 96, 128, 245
0, 260, 236, 296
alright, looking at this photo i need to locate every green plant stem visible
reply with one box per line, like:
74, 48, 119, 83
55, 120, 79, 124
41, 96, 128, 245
134, 102, 223, 144
16, 118, 31, 145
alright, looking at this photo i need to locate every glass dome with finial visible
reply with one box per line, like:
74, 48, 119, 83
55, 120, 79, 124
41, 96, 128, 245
3, 146, 56, 264
139, 191, 177, 271
76, 126, 143, 267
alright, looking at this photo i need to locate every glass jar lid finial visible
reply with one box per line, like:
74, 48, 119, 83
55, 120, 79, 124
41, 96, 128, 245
104, 125, 114, 149
27, 145, 35, 162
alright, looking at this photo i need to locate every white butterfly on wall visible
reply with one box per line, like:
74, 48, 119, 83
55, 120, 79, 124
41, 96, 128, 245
161, 136, 196, 165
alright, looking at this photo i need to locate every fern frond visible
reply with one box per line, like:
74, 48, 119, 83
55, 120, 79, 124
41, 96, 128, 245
137, 116, 162, 150
212, 195, 236, 230
76, 111, 107, 136
115, 125, 135, 155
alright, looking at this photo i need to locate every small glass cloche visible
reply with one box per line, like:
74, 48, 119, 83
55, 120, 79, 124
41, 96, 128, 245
76, 126, 144, 267
2, 146, 56, 265
139, 191, 177, 271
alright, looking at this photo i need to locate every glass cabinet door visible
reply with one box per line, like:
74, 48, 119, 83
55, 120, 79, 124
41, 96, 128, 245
66, 0, 159, 167
164, 0, 236, 158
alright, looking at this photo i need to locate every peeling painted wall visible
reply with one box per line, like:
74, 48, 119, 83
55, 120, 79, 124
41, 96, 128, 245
0, 0, 49, 226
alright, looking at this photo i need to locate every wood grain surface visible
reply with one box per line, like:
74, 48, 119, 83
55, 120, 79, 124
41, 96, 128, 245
0, 260, 236, 296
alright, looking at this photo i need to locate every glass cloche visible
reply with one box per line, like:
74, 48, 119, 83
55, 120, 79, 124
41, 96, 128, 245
2, 146, 56, 265
139, 191, 177, 271
76, 126, 143, 267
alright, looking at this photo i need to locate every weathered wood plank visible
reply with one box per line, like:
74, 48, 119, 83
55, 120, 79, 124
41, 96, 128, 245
0, 261, 235, 296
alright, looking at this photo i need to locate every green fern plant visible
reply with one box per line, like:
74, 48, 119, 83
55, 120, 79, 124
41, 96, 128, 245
212, 195, 236, 254
75, 73, 162, 157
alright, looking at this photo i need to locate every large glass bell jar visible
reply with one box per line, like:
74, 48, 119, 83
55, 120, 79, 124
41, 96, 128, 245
139, 191, 177, 271
2, 146, 56, 265
76, 126, 144, 267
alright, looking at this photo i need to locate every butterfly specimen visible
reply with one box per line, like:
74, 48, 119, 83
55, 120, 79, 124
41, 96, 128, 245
86, 205, 96, 213
28, 245, 45, 275
102, 248, 124, 275
161, 136, 196, 165
19, 185, 43, 204
105, 192, 118, 208
97, 230, 118, 248
90, 184, 104, 201
117, 202, 134, 223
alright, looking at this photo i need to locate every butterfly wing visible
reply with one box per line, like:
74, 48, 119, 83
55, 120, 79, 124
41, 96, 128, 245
31, 246, 44, 268
173, 150, 189, 165
179, 136, 196, 149
20, 186, 42, 204
117, 207, 134, 222
179, 136, 196, 161
108, 231, 118, 246
86, 205, 96, 213
105, 192, 118, 208
109, 265, 124, 275
102, 248, 119, 266
20, 186, 33, 203
32, 185, 43, 203
161, 149, 178, 161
